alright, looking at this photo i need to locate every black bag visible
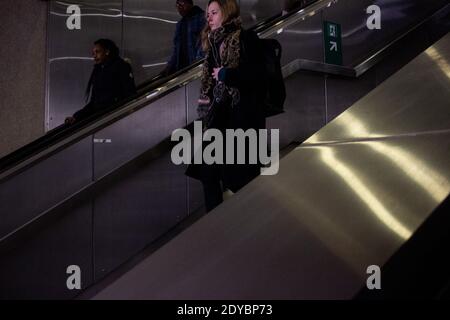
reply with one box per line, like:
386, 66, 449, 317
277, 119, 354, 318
259, 38, 286, 117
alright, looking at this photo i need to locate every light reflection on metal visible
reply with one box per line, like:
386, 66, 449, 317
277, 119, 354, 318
258, 0, 337, 38
285, 29, 322, 35
146, 90, 160, 99
341, 23, 368, 37
142, 62, 167, 68
49, 56, 93, 63
337, 113, 449, 203
50, 11, 177, 24
306, 112, 450, 204
425, 46, 450, 81
50, 57, 167, 69
266, 177, 375, 273
369, 141, 450, 202
319, 147, 412, 240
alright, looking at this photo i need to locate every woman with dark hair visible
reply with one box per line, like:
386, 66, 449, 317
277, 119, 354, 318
65, 38, 136, 124
186, 0, 266, 212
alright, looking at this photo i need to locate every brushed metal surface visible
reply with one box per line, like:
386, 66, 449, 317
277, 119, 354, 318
122, 0, 210, 84
276, 12, 324, 66
94, 153, 187, 280
267, 70, 326, 147
322, 0, 449, 66
92, 34, 450, 300
240, 0, 284, 28
0, 203, 93, 299
47, 0, 123, 129
0, 136, 93, 240
305, 32, 450, 144
93, 86, 186, 179
92, 134, 450, 299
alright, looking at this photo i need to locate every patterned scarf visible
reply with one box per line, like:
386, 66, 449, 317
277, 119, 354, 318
199, 18, 242, 123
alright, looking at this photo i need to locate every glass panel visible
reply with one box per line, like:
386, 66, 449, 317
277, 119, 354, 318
47, 0, 123, 129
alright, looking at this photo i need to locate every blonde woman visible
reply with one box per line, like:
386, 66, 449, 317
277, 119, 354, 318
186, 0, 266, 212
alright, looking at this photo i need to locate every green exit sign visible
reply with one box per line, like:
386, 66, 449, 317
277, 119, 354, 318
323, 21, 342, 65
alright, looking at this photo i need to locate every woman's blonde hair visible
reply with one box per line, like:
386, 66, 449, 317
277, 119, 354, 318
201, 0, 240, 51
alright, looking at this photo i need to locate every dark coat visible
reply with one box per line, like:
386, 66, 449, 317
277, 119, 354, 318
186, 21, 266, 192
215, 29, 266, 132
166, 6, 206, 74
73, 57, 136, 120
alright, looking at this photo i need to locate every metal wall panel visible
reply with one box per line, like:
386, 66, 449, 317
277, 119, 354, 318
93, 152, 187, 280
267, 71, 326, 148
323, 16, 446, 125
93, 132, 450, 299
122, 0, 209, 84
265, 13, 325, 147
0, 136, 93, 240
311, 35, 450, 143
240, 0, 283, 28
93, 88, 187, 179
276, 13, 324, 65
48, 0, 123, 129
325, 72, 377, 123
0, 203, 93, 299
373, 12, 449, 87
323, 0, 450, 66
122, 0, 177, 85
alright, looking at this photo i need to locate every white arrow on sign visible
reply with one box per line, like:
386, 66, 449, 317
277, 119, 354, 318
330, 41, 338, 52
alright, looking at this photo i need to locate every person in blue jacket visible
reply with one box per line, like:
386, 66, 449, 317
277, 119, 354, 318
164, 0, 207, 75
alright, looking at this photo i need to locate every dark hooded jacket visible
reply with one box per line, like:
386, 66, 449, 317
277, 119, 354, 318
73, 56, 136, 120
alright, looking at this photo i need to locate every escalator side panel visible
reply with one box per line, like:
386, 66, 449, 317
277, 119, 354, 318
0, 203, 93, 299
306, 30, 450, 144
93, 87, 186, 180
93, 153, 188, 281
240, 0, 283, 28
276, 13, 324, 66
0, 136, 93, 240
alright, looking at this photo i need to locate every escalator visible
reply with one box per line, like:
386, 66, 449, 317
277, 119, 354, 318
0, 0, 449, 299
92, 32, 450, 300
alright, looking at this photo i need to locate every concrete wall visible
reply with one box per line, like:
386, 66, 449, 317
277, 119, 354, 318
0, 0, 48, 158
